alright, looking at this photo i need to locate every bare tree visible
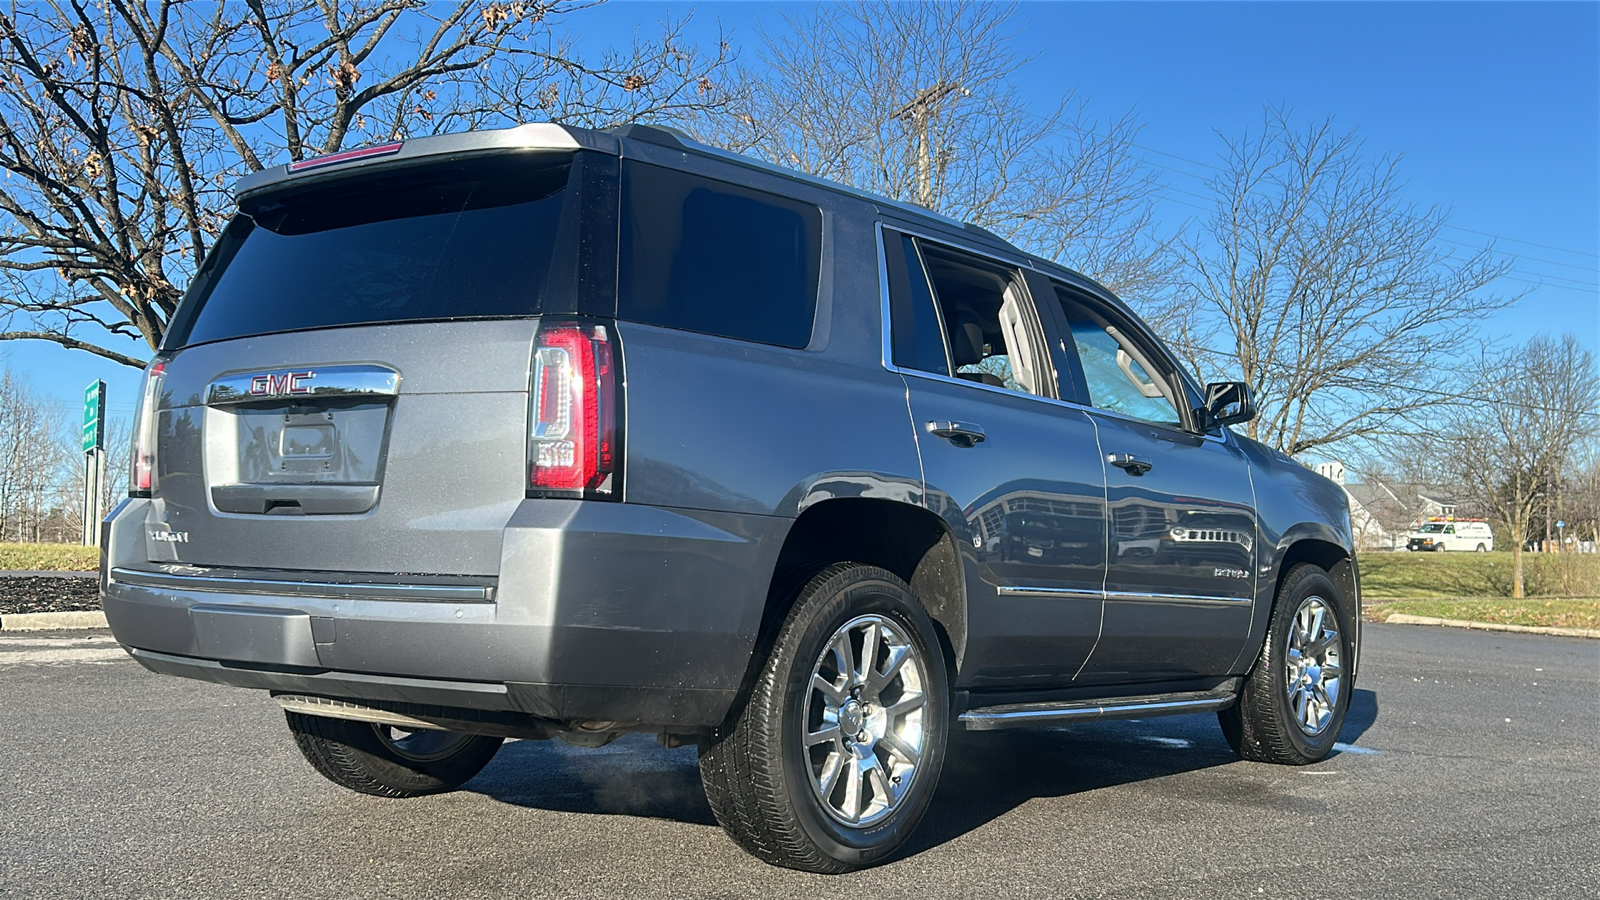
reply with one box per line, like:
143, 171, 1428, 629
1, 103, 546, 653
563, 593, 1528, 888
0, 0, 736, 368
0, 364, 71, 542
1434, 335, 1599, 597
1177, 109, 1518, 456
691, 0, 1172, 304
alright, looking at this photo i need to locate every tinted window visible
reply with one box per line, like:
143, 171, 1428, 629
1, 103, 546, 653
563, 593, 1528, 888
620, 162, 821, 348
170, 154, 574, 348
917, 240, 1043, 397
884, 231, 951, 374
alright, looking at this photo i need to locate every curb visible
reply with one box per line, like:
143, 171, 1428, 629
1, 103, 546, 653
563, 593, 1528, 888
0, 610, 108, 631
1384, 613, 1600, 639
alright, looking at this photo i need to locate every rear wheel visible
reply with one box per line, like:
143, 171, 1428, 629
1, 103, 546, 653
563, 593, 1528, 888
286, 712, 503, 797
699, 564, 949, 873
1476, 543, 1488, 552
1220, 563, 1352, 765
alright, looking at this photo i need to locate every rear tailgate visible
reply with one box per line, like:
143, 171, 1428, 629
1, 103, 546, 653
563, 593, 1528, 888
145, 320, 536, 575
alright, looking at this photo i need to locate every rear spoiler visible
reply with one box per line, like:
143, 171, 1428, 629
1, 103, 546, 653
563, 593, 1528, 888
233, 124, 616, 203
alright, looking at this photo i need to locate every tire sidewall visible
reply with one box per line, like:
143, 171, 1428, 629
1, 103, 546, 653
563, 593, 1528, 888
1264, 567, 1353, 760
775, 570, 949, 867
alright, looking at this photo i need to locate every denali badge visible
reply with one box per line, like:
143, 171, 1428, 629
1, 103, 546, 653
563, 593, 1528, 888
248, 370, 315, 397
149, 530, 189, 543
1214, 567, 1249, 579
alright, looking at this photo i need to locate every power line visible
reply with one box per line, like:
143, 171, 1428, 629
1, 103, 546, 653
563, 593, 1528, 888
1441, 223, 1599, 260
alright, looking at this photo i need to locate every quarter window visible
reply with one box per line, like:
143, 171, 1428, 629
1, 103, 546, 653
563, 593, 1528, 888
619, 161, 821, 348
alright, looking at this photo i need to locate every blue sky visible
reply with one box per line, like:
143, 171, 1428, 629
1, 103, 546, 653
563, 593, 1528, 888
5, 0, 1596, 425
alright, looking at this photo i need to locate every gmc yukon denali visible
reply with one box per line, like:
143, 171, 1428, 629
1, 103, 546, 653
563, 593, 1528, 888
102, 122, 1361, 873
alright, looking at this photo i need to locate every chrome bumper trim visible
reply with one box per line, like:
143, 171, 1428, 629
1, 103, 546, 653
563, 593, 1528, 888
109, 567, 494, 602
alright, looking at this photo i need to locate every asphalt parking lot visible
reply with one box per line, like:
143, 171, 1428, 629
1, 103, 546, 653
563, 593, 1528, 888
1, 623, 1595, 899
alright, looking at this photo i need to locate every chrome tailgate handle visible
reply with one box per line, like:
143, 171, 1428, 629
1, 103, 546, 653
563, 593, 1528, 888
208, 364, 400, 406
1107, 452, 1153, 475
928, 420, 986, 448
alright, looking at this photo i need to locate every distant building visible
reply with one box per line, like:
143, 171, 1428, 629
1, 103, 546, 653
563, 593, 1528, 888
1315, 463, 1467, 551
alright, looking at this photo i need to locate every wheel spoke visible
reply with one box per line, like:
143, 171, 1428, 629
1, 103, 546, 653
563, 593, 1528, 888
807, 723, 841, 747
878, 730, 920, 767
856, 622, 881, 688
817, 750, 845, 797
829, 632, 856, 686
842, 755, 866, 822
811, 673, 845, 703
867, 757, 896, 806
866, 644, 911, 697
885, 689, 926, 719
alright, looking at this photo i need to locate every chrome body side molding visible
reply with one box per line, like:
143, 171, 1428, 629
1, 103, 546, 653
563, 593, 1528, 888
109, 566, 494, 603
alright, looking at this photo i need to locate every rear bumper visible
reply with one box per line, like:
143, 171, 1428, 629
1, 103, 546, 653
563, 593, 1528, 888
103, 498, 788, 728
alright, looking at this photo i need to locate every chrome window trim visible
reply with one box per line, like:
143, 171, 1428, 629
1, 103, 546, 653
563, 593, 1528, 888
207, 364, 401, 407
110, 566, 494, 603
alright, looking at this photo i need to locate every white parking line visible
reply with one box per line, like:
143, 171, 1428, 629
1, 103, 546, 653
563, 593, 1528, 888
0, 647, 128, 665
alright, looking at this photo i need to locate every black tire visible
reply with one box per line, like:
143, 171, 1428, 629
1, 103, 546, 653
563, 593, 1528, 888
699, 564, 950, 873
1434, 543, 1447, 552
1219, 563, 1353, 765
286, 711, 503, 798
1476, 544, 1487, 552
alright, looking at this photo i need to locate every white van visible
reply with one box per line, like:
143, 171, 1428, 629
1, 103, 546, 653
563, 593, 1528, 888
1406, 520, 1494, 552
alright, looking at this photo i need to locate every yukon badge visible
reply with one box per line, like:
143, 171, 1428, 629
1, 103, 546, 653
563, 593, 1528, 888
149, 529, 189, 543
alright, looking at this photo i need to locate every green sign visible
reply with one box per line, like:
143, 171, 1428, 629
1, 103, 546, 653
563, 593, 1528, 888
82, 380, 105, 453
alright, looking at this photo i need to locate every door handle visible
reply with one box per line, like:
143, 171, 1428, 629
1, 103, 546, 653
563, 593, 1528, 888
928, 420, 986, 448
1107, 452, 1153, 475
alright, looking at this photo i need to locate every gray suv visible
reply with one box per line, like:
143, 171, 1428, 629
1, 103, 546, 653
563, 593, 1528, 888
102, 123, 1361, 873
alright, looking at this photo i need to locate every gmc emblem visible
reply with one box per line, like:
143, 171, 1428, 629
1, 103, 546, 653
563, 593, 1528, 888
248, 371, 315, 397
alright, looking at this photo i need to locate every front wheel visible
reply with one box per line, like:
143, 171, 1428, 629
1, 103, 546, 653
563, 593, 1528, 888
1220, 563, 1353, 765
286, 712, 503, 797
699, 564, 949, 873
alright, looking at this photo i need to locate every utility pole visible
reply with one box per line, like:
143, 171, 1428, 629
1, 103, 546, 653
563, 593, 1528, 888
893, 81, 967, 209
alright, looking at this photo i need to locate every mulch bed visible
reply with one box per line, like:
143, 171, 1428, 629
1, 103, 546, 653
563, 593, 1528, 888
0, 575, 100, 616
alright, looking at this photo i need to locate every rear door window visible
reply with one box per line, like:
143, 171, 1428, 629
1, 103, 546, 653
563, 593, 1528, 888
885, 233, 1048, 398
169, 153, 577, 348
620, 162, 821, 348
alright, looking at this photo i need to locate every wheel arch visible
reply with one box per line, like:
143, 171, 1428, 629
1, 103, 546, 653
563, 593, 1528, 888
728, 497, 967, 727
1231, 528, 1361, 682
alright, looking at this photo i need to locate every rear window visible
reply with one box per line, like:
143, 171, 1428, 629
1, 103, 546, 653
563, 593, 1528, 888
168, 153, 576, 348
619, 161, 821, 348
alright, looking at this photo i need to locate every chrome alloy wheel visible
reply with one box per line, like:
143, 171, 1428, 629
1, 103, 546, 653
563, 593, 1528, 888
1284, 596, 1343, 735
803, 614, 928, 827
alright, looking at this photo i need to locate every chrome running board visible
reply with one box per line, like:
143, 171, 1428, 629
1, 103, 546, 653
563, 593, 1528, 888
958, 688, 1237, 731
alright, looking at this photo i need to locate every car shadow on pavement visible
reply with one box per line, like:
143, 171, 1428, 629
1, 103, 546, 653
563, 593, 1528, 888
466, 734, 718, 826
464, 694, 1382, 850
1338, 688, 1379, 746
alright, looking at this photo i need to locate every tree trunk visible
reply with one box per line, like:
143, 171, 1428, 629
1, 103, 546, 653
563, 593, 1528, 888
1511, 536, 1525, 599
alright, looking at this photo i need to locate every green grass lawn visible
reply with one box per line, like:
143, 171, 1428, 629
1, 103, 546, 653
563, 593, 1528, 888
1359, 550, 1599, 600
0, 543, 99, 571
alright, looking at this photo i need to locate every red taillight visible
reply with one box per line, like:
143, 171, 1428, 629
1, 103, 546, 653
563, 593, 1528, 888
528, 321, 619, 497
130, 358, 167, 496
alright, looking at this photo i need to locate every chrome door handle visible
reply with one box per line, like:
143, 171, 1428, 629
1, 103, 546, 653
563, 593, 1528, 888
1107, 453, 1153, 475
928, 420, 986, 448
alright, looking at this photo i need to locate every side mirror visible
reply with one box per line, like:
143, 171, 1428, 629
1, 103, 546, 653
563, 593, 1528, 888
1197, 381, 1255, 429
